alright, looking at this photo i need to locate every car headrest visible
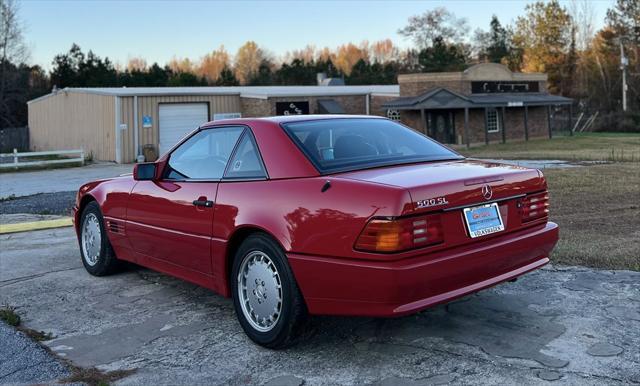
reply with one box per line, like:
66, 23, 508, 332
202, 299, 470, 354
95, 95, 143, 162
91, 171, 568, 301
333, 135, 377, 159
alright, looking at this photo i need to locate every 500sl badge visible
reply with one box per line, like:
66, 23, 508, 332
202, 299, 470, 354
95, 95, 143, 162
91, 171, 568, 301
416, 197, 449, 208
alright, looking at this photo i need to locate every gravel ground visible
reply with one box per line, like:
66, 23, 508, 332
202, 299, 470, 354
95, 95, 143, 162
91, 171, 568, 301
0, 322, 71, 384
0, 163, 132, 199
0, 191, 76, 216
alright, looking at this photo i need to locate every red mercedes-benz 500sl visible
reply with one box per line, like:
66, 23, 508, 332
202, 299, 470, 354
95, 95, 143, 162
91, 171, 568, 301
74, 115, 559, 348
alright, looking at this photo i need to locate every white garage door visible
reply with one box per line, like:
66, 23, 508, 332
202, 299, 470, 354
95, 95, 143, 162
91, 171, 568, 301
159, 103, 209, 155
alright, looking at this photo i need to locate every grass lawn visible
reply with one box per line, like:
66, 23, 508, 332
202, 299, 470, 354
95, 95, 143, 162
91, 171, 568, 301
458, 132, 640, 162
544, 162, 640, 271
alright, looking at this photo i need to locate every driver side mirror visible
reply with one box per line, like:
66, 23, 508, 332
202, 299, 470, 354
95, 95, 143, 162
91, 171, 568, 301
133, 162, 157, 181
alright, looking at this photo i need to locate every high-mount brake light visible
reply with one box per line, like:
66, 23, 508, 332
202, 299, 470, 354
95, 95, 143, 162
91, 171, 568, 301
355, 214, 444, 253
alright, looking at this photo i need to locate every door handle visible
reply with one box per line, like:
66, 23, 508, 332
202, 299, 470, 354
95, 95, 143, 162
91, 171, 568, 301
192, 199, 214, 208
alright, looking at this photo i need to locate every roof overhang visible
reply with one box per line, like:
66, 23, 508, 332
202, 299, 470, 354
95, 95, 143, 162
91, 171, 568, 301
317, 99, 346, 114
28, 85, 400, 104
383, 88, 572, 110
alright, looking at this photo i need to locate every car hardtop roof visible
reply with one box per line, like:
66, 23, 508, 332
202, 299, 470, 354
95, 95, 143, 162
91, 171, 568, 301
200, 114, 387, 128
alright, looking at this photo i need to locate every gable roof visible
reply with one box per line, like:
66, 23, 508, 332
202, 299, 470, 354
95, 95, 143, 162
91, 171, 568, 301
383, 88, 472, 110
383, 87, 572, 110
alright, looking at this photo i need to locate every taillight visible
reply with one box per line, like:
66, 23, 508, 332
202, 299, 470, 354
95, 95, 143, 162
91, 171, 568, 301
520, 191, 549, 222
355, 214, 444, 253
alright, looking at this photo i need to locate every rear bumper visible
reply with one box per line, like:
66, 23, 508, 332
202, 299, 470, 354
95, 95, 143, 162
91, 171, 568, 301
288, 221, 559, 317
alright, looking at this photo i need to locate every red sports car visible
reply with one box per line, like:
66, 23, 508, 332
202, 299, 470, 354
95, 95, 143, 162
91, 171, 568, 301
74, 115, 558, 348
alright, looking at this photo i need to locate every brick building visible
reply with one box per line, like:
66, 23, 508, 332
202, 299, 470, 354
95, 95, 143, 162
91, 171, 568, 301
383, 63, 573, 146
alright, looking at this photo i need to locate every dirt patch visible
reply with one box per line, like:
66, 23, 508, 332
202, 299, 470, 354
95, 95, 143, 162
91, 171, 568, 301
60, 367, 136, 386
544, 163, 640, 270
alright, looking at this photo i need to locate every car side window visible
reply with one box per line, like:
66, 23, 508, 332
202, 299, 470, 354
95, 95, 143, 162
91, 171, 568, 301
224, 131, 267, 179
166, 126, 243, 180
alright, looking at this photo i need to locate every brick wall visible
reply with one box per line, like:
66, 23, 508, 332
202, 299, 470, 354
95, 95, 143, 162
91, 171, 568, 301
452, 106, 550, 145
240, 97, 271, 117
400, 80, 470, 97
241, 95, 368, 117
400, 110, 426, 134
370, 95, 397, 117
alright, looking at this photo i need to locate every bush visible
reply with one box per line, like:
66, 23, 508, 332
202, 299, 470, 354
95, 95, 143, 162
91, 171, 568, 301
592, 112, 640, 133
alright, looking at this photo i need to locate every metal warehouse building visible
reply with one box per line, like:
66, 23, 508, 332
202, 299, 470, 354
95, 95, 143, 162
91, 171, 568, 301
27, 85, 399, 163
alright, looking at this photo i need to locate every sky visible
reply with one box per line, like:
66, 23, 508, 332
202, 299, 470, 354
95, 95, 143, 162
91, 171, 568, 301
20, 0, 615, 70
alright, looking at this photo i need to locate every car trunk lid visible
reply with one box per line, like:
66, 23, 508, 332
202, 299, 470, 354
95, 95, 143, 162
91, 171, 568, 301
336, 159, 544, 214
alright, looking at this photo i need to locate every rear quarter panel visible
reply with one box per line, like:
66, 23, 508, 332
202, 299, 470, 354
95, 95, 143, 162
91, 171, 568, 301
212, 176, 413, 288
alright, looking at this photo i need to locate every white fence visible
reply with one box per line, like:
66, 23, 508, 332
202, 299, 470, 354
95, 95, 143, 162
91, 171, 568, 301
0, 148, 84, 169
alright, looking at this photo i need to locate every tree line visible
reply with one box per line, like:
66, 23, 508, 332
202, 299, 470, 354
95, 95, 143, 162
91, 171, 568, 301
0, 0, 638, 129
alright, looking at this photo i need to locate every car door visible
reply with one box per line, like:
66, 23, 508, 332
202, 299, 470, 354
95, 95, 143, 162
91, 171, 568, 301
126, 126, 245, 275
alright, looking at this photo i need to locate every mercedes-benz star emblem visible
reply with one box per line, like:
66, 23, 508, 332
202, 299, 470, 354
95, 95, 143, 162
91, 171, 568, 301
482, 184, 493, 200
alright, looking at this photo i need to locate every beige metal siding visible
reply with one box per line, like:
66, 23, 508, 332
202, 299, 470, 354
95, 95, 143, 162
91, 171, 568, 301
119, 96, 135, 163
119, 95, 241, 163
28, 92, 115, 161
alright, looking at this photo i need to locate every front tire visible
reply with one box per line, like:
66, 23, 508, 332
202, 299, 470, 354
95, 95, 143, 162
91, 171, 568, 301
79, 201, 120, 276
231, 233, 307, 348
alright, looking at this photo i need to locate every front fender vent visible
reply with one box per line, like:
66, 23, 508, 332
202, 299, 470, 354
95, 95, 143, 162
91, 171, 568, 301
106, 219, 125, 235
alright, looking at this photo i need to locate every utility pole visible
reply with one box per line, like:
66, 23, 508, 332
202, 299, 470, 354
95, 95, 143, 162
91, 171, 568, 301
620, 40, 628, 112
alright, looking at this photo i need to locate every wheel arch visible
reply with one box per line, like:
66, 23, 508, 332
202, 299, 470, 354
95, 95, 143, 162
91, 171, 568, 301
223, 225, 288, 297
75, 194, 97, 233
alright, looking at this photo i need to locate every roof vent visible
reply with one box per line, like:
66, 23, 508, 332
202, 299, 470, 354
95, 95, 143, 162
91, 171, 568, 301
320, 78, 345, 86
316, 72, 327, 85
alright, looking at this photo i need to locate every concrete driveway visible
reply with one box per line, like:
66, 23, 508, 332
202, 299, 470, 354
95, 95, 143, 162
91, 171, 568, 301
0, 163, 133, 199
1, 227, 638, 385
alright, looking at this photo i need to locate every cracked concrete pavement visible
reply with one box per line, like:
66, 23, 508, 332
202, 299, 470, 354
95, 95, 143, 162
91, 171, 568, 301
0, 227, 639, 385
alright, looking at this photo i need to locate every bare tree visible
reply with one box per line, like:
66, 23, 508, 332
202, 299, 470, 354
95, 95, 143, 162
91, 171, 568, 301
283, 44, 317, 64
398, 7, 469, 49
371, 39, 398, 63
234, 41, 267, 85
0, 0, 28, 127
569, 0, 595, 101
127, 56, 148, 72
334, 42, 368, 75
570, 0, 595, 51
197, 45, 230, 82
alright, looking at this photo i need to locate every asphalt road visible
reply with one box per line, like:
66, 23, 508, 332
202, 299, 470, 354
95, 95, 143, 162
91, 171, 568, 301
1, 227, 638, 385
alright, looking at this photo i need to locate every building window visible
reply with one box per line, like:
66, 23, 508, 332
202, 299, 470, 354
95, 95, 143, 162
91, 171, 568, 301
387, 109, 401, 121
486, 109, 500, 133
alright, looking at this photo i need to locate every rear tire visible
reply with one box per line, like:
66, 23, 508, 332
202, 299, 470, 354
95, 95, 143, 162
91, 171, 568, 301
231, 233, 307, 348
79, 201, 120, 276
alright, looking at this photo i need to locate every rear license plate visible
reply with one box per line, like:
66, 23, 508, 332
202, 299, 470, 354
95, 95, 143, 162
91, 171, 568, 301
463, 202, 505, 238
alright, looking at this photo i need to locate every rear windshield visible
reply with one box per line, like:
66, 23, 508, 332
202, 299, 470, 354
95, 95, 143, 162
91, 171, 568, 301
282, 118, 463, 173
